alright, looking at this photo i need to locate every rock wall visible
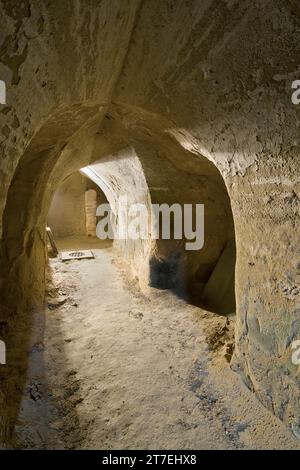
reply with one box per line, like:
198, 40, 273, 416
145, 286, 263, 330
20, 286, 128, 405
84, 146, 154, 290
0, 0, 299, 443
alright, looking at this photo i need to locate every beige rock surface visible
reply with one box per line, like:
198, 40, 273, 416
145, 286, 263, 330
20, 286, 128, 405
0, 0, 299, 445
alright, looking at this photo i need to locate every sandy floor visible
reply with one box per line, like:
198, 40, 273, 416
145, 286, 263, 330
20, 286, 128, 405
14, 238, 300, 449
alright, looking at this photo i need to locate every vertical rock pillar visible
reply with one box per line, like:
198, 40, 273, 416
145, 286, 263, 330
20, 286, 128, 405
85, 189, 97, 237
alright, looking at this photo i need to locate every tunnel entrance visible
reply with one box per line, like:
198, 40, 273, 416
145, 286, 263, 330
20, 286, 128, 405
78, 139, 237, 317
47, 171, 110, 248
0, 106, 237, 448
47, 155, 236, 318
45, 170, 112, 271
47, 162, 236, 315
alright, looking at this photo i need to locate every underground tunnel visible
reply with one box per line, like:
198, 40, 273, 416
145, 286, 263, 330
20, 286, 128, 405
0, 0, 299, 454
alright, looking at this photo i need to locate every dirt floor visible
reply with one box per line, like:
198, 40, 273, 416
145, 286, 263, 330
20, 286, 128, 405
13, 238, 300, 449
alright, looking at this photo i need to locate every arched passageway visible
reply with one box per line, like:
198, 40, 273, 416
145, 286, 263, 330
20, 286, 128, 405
82, 141, 236, 315
47, 171, 108, 240
0, 102, 238, 446
3, 124, 294, 448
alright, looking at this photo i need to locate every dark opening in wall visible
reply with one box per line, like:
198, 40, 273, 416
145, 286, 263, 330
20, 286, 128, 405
147, 155, 236, 316
47, 171, 109, 241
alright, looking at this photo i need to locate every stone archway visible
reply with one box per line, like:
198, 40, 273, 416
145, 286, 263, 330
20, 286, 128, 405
0, 103, 238, 444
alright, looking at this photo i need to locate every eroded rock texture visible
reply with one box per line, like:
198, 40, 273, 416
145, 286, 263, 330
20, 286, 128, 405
0, 0, 299, 444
